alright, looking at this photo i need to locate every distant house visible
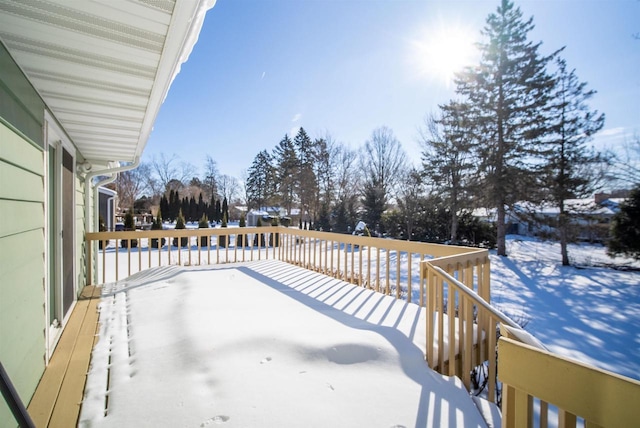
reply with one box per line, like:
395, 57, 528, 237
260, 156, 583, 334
247, 210, 274, 227
0, 1, 214, 422
472, 194, 625, 242
98, 187, 117, 231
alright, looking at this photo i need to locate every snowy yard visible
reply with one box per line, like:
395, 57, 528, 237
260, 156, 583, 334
491, 236, 640, 381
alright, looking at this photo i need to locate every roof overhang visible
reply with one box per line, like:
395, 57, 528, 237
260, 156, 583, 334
0, 0, 215, 164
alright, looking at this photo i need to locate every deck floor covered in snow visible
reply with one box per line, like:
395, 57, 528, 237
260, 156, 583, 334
79, 260, 487, 428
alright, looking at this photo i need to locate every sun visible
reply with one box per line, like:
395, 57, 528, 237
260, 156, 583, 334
409, 23, 478, 85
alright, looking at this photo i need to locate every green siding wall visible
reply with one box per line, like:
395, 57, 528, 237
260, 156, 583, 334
0, 41, 45, 149
0, 121, 45, 423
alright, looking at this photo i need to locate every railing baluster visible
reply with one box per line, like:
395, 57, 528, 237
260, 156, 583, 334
447, 283, 456, 376
407, 253, 412, 303
540, 400, 549, 428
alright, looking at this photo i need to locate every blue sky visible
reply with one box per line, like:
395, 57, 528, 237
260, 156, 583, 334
145, 0, 639, 180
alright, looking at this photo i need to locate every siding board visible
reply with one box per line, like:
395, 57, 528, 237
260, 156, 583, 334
0, 121, 43, 175
0, 199, 43, 238
0, 160, 44, 202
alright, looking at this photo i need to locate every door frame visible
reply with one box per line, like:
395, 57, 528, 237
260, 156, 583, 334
43, 111, 77, 362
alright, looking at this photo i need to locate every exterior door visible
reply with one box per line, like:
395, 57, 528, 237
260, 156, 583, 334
46, 119, 76, 357
62, 148, 74, 316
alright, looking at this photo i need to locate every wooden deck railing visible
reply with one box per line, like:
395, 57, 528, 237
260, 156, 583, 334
276, 228, 487, 305
86, 226, 494, 382
86, 226, 487, 305
86, 226, 281, 284
421, 261, 518, 403
499, 325, 640, 428
85, 226, 640, 425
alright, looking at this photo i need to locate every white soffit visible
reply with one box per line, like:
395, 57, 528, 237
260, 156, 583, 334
0, 0, 215, 164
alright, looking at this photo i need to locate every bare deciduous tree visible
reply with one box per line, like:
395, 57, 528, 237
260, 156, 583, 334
115, 162, 152, 211
396, 168, 424, 240
611, 135, 640, 187
150, 153, 195, 193
218, 174, 239, 203
359, 126, 408, 229
202, 155, 219, 200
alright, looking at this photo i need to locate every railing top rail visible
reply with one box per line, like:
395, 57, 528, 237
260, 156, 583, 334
88, 226, 488, 259
499, 336, 640, 427
279, 227, 486, 256
426, 249, 489, 268
86, 226, 278, 240
425, 263, 520, 329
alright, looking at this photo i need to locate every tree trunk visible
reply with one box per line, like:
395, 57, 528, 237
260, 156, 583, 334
497, 204, 507, 256
559, 211, 570, 266
450, 211, 459, 244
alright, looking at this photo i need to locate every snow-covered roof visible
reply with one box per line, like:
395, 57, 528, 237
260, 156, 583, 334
98, 186, 117, 197
473, 196, 623, 220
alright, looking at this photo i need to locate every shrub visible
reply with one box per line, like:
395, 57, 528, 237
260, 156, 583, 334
120, 210, 138, 248
270, 217, 279, 247
199, 214, 209, 247
218, 212, 228, 248
98, 214, 109, 249
254, 216, 266, 247
173, 209, 188, 247
150, 210, 166, 248
237, 214, 246, 248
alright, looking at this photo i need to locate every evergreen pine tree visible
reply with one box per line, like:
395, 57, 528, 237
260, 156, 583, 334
333, 200, 348, 233
209, 195, 216, 223
215, 199, 221, 223
222, 197, 229, 221
314, 137, 333, 228
246, 150, 276, 210
151, 210, 165, 248
608, 186, 640, 260
189, 196, 197, 222
237, 213, 246, 248
294, 128, 318, 221
168, 189, 175, 221
198, 213, 209, 247
317, 202, 331, 232
218, 212, 228, 248
159, 195, 169, 222
361, 180, 385, 233
421, 102, 477, 244
121, 210, 138, 248
181, 197, 189, 223
254, 216, 266, 247
173, 208, 188, 247
455, 0, 557, 256
273, 134, 298, 215
198, 193, 205, 221
543, 56, 606, 265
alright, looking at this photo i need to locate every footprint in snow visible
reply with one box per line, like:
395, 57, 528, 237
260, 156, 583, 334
260, 357, 272, 364
200, 415, 230, 426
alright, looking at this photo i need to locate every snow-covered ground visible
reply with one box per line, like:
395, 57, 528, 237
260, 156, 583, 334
491, 236, 640, 381
80, 261, 488, 427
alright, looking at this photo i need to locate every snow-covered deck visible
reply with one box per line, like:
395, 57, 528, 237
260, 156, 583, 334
78, 260, 490, 427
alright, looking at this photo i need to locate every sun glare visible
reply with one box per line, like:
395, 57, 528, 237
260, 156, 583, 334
409, 23, 478, 85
